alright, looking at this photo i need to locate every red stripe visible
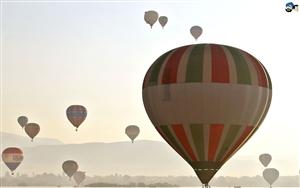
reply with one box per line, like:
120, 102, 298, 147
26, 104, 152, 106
171, 124, 197, 161
245, 52, 268, 87
221, 126, 254, 163
162, 46, 189, 84
211, 44, 230, 83
208, 124, 224, 161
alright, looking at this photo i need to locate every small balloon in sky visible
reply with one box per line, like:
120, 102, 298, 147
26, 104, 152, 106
17, 116, 28, 129
285, 2, 298, 12
2, 147, 24, 175
125, 125, 140, 143
62, 160, 78, 180
144, 10, 159, 28
190, 26, 203, 40
263, 168, 279, 187
158, 16, 168, 28
66, 105, 87, 131
259, 153, 272, 167
25, 123, 40, 142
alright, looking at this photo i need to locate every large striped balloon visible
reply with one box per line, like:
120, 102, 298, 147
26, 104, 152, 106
66, 105, 87, 131
2, 147, 24, 175
142, 43, 272, 186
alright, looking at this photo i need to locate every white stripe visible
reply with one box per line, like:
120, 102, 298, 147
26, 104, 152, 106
142, 83, 271, 125
157, 50, 175, 84
177, 45, 194, 83
221, 46, 237, 83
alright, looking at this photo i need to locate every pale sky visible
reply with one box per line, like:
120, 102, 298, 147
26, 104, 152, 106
1, 0, 300, 176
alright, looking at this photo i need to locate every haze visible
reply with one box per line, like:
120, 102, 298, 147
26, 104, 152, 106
1, 0, 300, 177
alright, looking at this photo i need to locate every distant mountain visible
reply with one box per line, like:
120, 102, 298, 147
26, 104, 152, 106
0, 133, 296, 177
1, 132, 63, 148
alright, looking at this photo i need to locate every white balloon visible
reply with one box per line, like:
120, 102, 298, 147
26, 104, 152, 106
73, 171, 86, 186
259, 153, 272, 167
158, 16, 168, 28
190, 25, 203, 40
144, 10, 159, 28
125, 125, 140, 143
263, 168, 279, 186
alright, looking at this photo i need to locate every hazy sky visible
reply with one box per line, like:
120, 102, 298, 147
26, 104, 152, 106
1, 0, 300, 176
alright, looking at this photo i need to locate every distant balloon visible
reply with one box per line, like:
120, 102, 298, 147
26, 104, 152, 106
62, 160, 78, 179
259, 153, 272, 167
263, 168, 279, 187
144, 10, 159, 28
73, 171, 86, 186
66, 105, 87, 131
159, 16, 168, 28
190, 26, 203, 40
25, 123, 40, 141
17, 116, 28, 129
2, 147, 24, 175
125, 125, 140, 143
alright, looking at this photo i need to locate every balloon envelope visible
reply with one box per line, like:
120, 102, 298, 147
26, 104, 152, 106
25, 123, 40, 141
263, 168, 279, 185
73, 171, 86, 186
190, 26, 203, 40
125, 125, 140, 143
159, 16, 168, 28
259, 153, 272, 167
66, 105, 87, 131
144, 10, 159, 28
62, 160, 78, 178
2, 147, 23, 174
142, 44, 272, 185
17, 116, 28, 128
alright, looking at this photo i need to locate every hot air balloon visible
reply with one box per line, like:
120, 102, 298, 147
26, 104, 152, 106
144, 10, 159, 28
142, 44, 272, 187
17, 116, 28, 129
263, 168, 279, 188
2, 147, 24, 175
62, 160, 78, 179
159, 16, 168, 28
73, 171, 86, 186
125, 125, 140, 143
259, 153, 272, 167
25, 123, 40, 141
190, 26, 203, 40
66, 105, 87, 131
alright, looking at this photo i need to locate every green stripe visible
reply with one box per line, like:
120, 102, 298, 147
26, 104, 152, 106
160, 125, 190, 161
216, 125, 241, 161
149, 51, 172, 86
226, 46, 252, 85
186, 45, 204, 82
190, 124, 205, 160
